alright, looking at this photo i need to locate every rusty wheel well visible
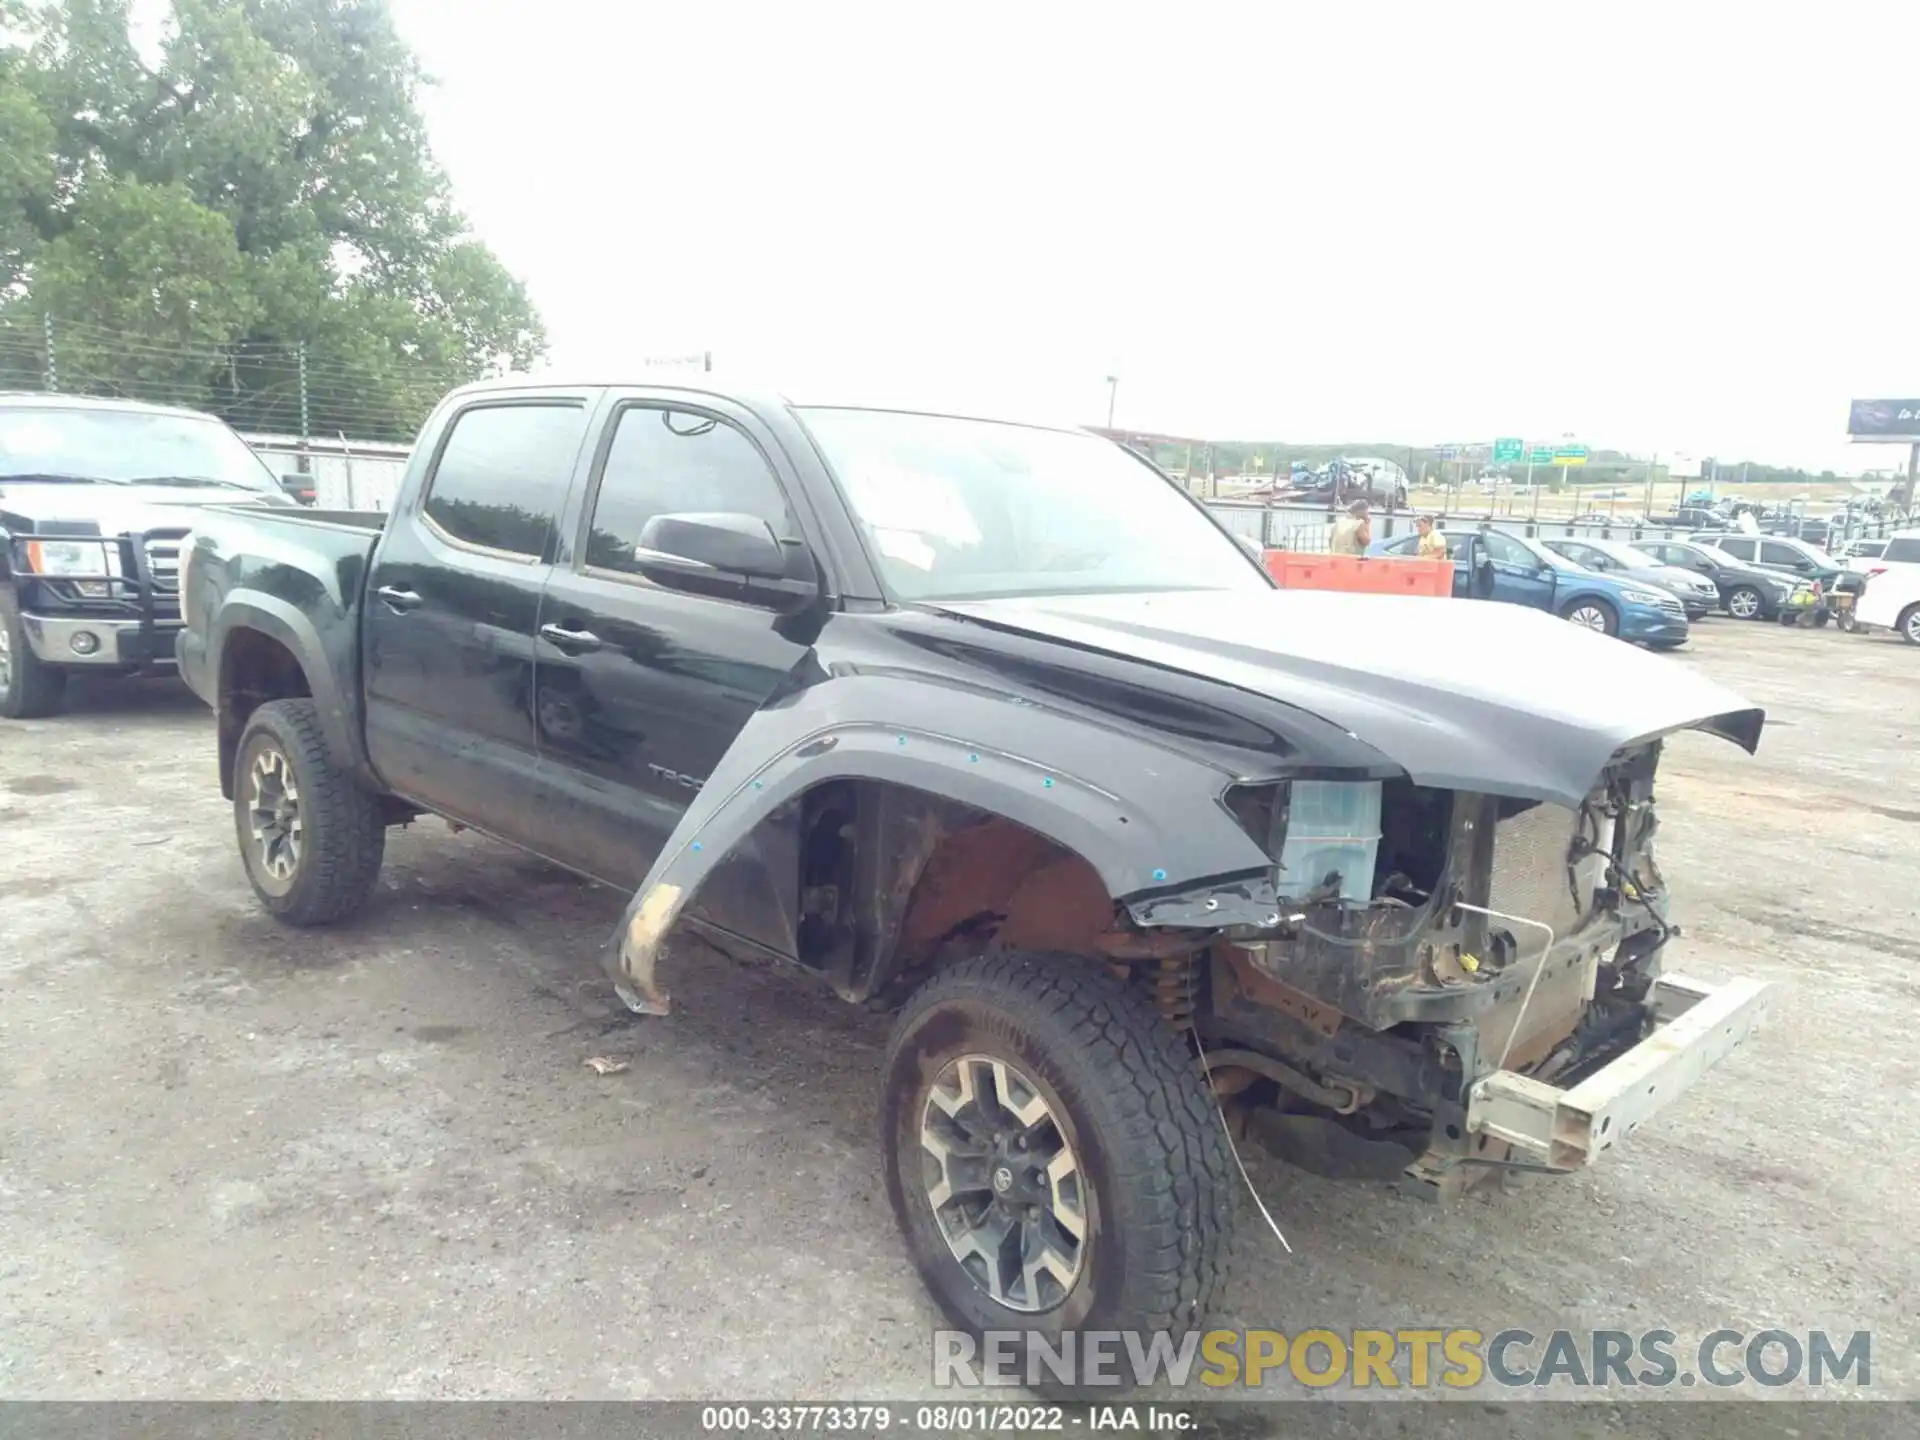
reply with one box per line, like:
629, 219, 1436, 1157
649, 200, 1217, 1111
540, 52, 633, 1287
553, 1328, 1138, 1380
780, 779, 1167, 1007
216, 628, 311, 798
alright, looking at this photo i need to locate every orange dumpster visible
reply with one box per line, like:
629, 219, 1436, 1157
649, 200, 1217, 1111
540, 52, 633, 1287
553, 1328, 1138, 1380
1261, 550, 1454, 598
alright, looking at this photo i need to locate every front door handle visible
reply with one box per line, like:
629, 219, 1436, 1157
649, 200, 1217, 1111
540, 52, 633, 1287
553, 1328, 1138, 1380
376, 585, 423, 613
539, 622, 604, 653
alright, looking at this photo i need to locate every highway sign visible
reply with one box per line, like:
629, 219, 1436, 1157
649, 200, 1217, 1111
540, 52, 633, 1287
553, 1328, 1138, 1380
1492, 438, 1525, 463
1552, 444, 1589, 467
1528, 446, 1554, 464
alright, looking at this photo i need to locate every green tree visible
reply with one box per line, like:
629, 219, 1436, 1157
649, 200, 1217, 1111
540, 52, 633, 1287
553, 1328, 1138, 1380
1, 0, 545, 438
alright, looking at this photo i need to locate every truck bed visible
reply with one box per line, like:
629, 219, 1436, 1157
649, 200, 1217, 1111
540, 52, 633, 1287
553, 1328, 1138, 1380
175, 505, 388, 759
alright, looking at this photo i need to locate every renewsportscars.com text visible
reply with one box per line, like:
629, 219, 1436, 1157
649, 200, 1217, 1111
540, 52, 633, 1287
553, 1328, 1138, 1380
934, 1328, 1872, 1391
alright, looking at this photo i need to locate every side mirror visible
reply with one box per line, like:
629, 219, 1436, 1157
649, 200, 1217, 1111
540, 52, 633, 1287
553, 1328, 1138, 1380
635, 511, 817, 603
280, 474, 316, 505
638, 511, 789, 579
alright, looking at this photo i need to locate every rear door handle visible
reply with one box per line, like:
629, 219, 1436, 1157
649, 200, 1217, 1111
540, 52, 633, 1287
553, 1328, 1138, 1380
539, 622, 604, 653
376, 585, 423, 613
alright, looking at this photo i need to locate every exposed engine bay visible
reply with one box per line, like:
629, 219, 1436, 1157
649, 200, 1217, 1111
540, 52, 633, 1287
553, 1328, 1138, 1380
1179, 742, 1685, 1196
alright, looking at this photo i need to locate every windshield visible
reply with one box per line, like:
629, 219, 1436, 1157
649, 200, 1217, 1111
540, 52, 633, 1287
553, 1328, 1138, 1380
1586, 538, 1660, 570
797, 408, 1270, 601
0, 406, 281, 492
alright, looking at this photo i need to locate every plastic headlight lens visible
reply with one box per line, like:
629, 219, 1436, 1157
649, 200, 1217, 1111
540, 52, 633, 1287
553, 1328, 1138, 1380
24, 539, 119, 578
1623, 588, 1672, 606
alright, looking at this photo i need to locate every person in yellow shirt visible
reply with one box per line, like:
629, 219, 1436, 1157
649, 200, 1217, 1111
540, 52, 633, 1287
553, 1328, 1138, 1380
1415, 514, 1448, 560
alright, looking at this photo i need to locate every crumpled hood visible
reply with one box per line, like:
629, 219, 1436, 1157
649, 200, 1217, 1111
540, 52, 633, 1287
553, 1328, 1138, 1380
0, 482, 291, 537
933, 588, 1765, 807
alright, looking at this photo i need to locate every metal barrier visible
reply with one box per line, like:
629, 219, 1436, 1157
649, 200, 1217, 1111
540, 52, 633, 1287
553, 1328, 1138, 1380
1204, 498, 1904, 554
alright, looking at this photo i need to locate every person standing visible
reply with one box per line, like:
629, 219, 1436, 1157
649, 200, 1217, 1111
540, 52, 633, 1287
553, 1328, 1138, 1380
1415, 513, 1447, 559
1331, 499, 1372, 555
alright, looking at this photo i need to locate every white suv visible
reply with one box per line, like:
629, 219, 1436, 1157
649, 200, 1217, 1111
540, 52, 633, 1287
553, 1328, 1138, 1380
1855, 530, 1920, 644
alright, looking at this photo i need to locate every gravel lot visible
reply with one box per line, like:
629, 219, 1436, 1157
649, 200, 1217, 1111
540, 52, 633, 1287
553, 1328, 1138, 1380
2, 618, 1915, 1404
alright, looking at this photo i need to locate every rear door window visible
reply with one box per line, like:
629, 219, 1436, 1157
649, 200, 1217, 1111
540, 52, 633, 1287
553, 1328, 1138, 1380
422, 403, 589, 559
1760, 541, 1804, 568
1881, 537, 1920, 563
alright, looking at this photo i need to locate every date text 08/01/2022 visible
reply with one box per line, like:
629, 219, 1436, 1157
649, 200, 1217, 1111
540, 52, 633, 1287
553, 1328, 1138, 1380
700, 1403, 1194, 1432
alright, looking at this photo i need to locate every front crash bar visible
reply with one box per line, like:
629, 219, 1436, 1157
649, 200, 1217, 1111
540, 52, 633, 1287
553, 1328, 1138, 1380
1466, 973, 1774, 1170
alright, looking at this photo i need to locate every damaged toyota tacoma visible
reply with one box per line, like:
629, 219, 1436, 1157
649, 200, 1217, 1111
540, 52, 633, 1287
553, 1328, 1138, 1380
176, 379, 1774, 1349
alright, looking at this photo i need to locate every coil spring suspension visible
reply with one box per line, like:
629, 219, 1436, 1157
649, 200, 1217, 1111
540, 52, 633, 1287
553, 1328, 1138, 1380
1152, 954, 1199, 1030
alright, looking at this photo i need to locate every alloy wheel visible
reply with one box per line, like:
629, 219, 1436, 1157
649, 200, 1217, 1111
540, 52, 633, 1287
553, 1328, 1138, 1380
1568, 605, 1609, 632
1906, 609, 1920, 645
247, 746, 303, 884
1728, 589, 1761, 619
919, 1053, 1087, 1313
0, 624, 12, 696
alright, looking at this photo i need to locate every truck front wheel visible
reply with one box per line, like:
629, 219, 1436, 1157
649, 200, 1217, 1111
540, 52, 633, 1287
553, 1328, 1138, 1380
0, 590, 68, 719
232, 699, 385, 926
881, 953, 1236, 1386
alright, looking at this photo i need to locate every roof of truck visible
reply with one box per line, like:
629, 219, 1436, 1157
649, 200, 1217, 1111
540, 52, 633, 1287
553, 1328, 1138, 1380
0, 390, 221, 422
442, 373, 1092, 436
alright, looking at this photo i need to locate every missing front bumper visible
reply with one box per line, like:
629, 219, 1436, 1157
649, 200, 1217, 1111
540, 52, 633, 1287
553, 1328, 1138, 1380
1465, 973, 1774, 1170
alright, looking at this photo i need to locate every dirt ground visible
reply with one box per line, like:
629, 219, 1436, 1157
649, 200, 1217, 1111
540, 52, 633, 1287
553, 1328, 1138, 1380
1, 617, 1915, 1405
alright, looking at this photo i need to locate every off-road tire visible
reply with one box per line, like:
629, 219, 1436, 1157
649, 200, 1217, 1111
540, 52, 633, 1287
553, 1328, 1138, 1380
1725, 585, 1765, 621
1899, 604, 1920, 647
233, 698, 385, 926
0, 589, 68, 719
1811, 610, 1831, 628
882, 952, 1237, 1393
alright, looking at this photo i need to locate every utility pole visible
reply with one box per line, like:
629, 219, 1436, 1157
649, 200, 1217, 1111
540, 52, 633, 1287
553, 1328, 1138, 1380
1105, 375, 1118, 429
43, 314, 57, 392
298, 343, 311, 442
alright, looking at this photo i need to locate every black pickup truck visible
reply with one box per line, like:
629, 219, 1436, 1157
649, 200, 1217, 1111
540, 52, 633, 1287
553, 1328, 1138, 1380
1, 392, 300, 717
177, 377, 1774, 1357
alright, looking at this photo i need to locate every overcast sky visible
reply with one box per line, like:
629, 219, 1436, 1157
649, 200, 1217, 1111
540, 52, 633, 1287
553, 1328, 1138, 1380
388, 1, 1916, 472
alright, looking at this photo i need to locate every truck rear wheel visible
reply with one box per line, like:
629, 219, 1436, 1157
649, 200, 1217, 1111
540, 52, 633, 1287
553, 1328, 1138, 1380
881, 953, 1236, 1390
0, 590, 68, 719
232, 699, 385, 926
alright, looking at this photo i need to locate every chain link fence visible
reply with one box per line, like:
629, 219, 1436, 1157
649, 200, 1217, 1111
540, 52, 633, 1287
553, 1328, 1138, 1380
0, 314, 473, 445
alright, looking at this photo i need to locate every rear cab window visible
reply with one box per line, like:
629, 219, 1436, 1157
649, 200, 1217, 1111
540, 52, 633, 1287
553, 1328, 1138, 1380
421, 402, 590, 561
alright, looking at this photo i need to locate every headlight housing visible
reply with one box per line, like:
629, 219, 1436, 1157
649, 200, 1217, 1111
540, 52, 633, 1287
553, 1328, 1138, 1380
1622, 588, 1673, 607
20, 538, 122, 599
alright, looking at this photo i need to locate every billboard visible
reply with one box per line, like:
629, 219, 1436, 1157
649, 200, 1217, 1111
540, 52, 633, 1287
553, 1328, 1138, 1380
1667, 452, 1704, 480
1847, 399, 1920, 442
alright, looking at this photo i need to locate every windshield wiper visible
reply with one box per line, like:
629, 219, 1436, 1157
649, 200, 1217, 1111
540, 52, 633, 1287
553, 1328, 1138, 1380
0, 472, 128, 485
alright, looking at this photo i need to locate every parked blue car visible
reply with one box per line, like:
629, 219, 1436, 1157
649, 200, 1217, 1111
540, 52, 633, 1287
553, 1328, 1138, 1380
1369, 526, 1690, 648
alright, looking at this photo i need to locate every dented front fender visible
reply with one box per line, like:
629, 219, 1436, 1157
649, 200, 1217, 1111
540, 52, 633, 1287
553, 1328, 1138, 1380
603, 670, 1295, 1008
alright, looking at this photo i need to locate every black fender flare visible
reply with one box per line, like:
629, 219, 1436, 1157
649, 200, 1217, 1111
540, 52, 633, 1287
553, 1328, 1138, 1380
210, 591, 371, 788
603, 673, 1282, 1011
